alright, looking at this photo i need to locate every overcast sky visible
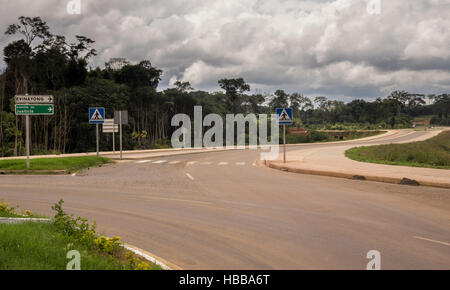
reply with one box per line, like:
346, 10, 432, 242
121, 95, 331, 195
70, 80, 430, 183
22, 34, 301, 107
0, 0, 449, 100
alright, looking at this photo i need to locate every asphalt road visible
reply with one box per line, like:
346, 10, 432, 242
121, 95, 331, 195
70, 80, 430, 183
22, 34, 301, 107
1, 130, 449, 269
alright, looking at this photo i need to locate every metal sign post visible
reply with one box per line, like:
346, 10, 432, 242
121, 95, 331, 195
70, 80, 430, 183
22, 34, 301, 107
114, 111, 128, 160
15, 95, 54, 169
119, 112, 123, 160
283, 124, 286, 163
96, 124, 99, 157
26, 115, 30, 168
276, 108, 293, 164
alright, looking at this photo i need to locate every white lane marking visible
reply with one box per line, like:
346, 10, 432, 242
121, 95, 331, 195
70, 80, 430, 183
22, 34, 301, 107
71, 173, 77, 177
200, 162, 213, 165
136, 160, 152, 164
218, 162, 228, 166
413, 236, 450, 247
185, 173, 194, 181
236, 162, 246, 166
168, 161, 181, 164
152, 160, 167, 164
187, 161, 198, 165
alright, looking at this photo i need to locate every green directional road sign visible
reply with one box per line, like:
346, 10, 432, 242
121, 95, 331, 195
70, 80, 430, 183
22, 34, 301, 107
15, 104, 54, 115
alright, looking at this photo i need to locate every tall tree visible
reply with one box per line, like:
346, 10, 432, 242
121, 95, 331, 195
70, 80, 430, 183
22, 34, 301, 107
388, 90, 409, 120
269, 89, 289, 109
218, 78, 250, 112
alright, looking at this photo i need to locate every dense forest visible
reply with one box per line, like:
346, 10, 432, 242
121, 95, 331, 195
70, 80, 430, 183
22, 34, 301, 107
0, 17, 449, 157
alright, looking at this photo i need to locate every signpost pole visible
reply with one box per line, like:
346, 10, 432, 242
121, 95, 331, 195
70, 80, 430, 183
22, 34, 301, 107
26, 115, 30, 169
283, 124, 286, 163
96, 123, 99, 157
113, 130, 115, 152
119, 112, 123, 160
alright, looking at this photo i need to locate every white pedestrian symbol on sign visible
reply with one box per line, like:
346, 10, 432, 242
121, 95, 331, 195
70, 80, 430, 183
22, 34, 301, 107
91, 109, 103, 121
278, 109, 291, 122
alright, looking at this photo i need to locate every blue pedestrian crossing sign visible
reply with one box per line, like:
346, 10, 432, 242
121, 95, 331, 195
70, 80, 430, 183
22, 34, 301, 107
276, 108, 293, 125
89, 107, 105, 124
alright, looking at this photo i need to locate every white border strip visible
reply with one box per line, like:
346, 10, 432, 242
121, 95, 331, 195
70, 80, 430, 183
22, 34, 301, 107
123, 244, 173, 270
0, 217, 51, 223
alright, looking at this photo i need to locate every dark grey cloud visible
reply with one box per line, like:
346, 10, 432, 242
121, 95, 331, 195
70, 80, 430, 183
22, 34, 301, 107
1, 0, 449, 100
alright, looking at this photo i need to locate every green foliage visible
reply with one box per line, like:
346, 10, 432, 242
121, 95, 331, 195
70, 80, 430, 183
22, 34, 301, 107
0, 222, 127, 270
0, 156, 111, 173
51, 199, 97, 245
49, 199, 158, 269
94, 236, 122, 255
346, 131, 450, 169
0, 200, 17, 217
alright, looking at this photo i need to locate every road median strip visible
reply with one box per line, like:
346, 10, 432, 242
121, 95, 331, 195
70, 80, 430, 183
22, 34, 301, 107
263, 159, 450, 189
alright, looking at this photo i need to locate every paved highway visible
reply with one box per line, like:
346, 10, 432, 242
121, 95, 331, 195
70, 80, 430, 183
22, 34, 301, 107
1, 130, 449, 269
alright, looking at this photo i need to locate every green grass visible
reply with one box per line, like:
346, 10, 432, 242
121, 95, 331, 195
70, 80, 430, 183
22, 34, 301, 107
346, 131, 450, 169
0, 212, 25, 218
0, 156, 112, 173
0, 222, 131, 270
0, 200, 162, 270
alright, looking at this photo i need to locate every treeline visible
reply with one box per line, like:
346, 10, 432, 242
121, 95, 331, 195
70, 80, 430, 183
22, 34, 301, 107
0, 17, 449, 156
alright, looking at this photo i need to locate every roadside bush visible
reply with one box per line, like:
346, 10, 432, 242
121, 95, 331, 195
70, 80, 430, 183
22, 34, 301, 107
51, 199, 154, 270
0, 200, 16, 215
94, 236, 122, 255
51, 199, 97, 246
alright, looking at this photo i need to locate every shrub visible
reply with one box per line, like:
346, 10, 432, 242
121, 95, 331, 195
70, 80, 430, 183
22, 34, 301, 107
51, 199, 97, 246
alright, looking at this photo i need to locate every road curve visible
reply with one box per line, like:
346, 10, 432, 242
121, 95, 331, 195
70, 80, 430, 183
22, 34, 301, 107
0, 130, 449, 269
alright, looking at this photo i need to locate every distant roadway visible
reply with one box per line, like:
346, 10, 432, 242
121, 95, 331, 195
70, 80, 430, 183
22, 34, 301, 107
1, 129, 449, 269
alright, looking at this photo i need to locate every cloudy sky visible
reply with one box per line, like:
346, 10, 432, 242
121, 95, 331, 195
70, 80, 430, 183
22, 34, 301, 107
0, 0, 449, 100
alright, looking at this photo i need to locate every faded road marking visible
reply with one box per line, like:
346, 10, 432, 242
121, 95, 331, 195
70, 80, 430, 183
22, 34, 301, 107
186, 173, 194, 181
236, 162, 246, 166
413, 236, 450, 247
136, 160, 152, 164
153, 160, 167, 164
168, 161, 181, 164
218, 162, 228, 166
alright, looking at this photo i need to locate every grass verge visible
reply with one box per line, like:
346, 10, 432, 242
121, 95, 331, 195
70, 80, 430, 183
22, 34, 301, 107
0, 200, 162, 270
345, 130, 450, 169
0, 156, 112, 173
0, 222, 130, 270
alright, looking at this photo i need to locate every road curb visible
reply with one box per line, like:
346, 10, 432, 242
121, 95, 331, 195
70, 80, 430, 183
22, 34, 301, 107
264, 160, 450, 189
123, 243, 182, 270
